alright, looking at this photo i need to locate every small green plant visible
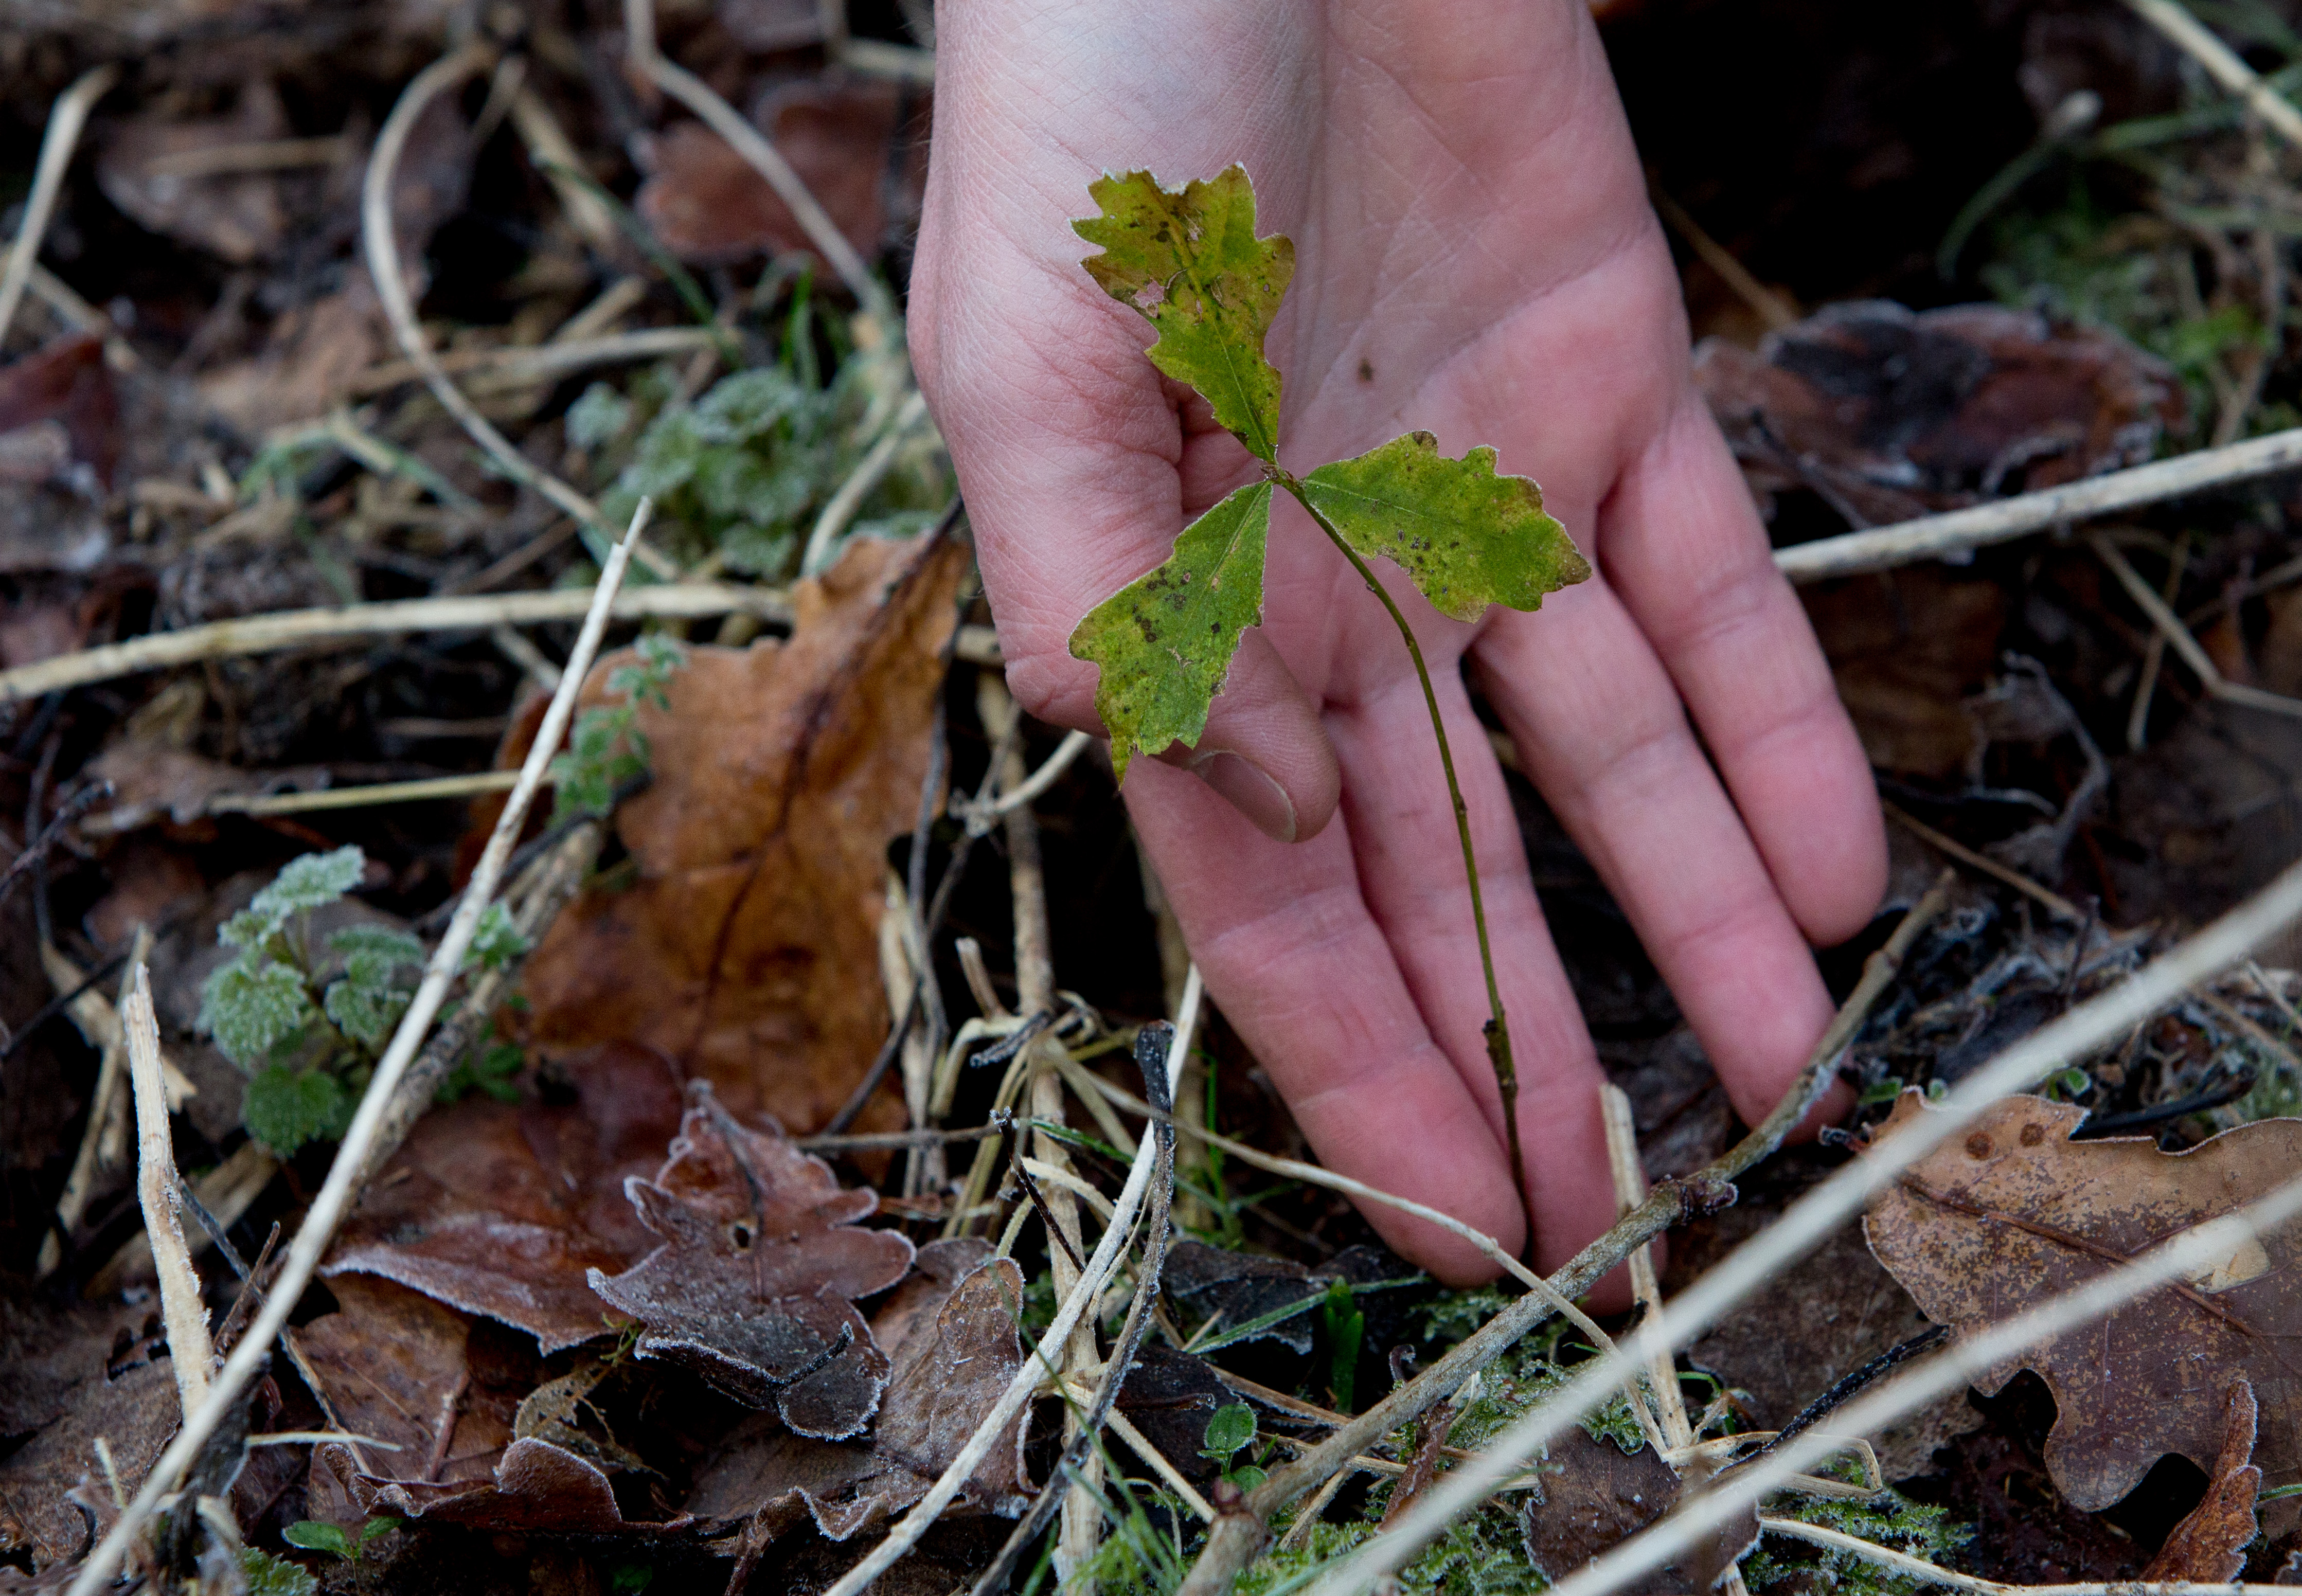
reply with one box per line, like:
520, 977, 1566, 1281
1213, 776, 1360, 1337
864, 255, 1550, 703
1321, 1279, 1366, 1413
283, 1517, 399, 1561
1201, 1401, 1270, 1493
1069, 167, 1591, 1209
549, 633, 686, 824
1741, 1489, 1971, 1596
571, 304, 946, 583
198, 847, 526, 1154
239, 1547, 319, 1596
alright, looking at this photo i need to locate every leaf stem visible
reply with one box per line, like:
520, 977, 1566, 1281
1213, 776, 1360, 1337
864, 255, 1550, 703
1276, 472, 1531, 1249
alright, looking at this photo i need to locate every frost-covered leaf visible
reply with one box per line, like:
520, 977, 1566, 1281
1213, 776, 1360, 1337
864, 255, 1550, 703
250, 845, 365, 919
565, 383, 632, 451
325, 973, 411, 1047
694, 367, 806, 442
461, 903, 528, 975
1863, 1091, 2302, 1510
1300, 431, 1591, 623
201, 957, 315, 1067
330, 924, 425, 968
244, 1064, 351, 1156
1068, 480, 1270, 782
219, 906, 281, 951
241, 1547, 318, 1596
1073, 164, 1293, 462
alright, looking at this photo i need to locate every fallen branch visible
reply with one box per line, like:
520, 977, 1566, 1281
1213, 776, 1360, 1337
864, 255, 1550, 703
124, 964, 213, 1417
1773, 425, 2302, 583
1170, 872, 1956, 1595
64, 501, 656, 1596
0, 581, 789, 704
0, 65, 116, 350
1319, 853, 2302, 1595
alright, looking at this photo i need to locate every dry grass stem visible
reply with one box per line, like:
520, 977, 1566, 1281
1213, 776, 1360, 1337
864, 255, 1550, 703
1760, 1514, 2283, 1596
1057, 1378, 1215, 1521
802, 389, 934, 573
1316, 860, 2302, 1595
65, 501, 655, 1596
2128, 533, 2190, 749
2122, 0, 2302, 149
623, 0, 891, 320
505, 85, 623, 256
957, 728, 1096, 828
123, 964, 214, 1417
817, 969, 1200, 1596
37, 939, 163, 1277
364, 46, 679, 579
0, 581, 790, 704
1774, 424, 2302, 583
0, 65, 117, 350
2093, 533, 2302, 719
347, 327, 720, 396
90, 1139, 277, 1296
1648, 182, 1798, 332
1882, 803, 2087, 922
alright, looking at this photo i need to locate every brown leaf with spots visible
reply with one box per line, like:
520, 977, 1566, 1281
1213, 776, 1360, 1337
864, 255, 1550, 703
588, 1084, 915, 1439
1863, 1091, 2302, 1509
684, 1241, 1030, 1540
520, 531, 965, 1136
2144, 1381, 2260, 1581
327, 1042, 686, 1353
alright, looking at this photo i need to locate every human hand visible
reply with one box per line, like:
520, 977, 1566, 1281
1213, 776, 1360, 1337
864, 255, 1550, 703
909, 0, 1886, 1283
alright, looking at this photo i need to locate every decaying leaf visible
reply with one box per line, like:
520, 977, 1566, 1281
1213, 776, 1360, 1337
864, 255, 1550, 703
1518, 1427, 1758, 1595
351, 1438, 686, 1536
1863, 1091, 2302, 1509
685, 1241, 1030, 1539
96, 80, 292, 264
295, 1274, 523, 1524
1695, 301, 2183, 526
636, 82, 914, 267
1072, 164, 1293, 462
588, 1084, 915, 1438
327, 1042, 685, 1354
0, 1311, 179, 1568
521, 531, 965, 1134
2143, 1381, 2259, 1581
1299, 431, 1590, 624
1800, 567, 2007, 782
1068, 480, 1270, 781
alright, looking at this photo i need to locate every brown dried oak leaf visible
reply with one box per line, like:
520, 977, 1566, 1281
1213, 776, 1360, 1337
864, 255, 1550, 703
520, 530, 966, 1136
0, 1306, 176, 1568
686, 1238, 1031, 1540
1695, 301, 2183, 527
327, 1041, 685, 1353
2144, 1380, 2259, 1581
1863, 1090, 2302, 1509
589, 1083, 915, 1438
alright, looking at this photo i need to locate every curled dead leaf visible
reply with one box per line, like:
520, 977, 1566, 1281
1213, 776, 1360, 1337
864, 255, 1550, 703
1863, 1091, 2302, 1509
521, 531, 966, 1134
588, 1083, 915, 1438
685, 1242, 1029, 1541
2143, 1380, 2259, 1582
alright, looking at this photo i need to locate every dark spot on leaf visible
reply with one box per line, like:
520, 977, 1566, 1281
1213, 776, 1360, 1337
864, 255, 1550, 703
2021, 1123, 2046, 1147
1966, 1132, 1993, 1158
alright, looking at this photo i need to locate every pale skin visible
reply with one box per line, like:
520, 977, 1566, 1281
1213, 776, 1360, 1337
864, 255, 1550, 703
910, 0, 1887, 1287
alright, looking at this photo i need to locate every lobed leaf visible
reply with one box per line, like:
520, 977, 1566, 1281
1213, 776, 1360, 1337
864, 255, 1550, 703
461, 902, 530, 974
249, 845, 366, 920
1073, 164, 1293, 462
201, 957, 316, 1067
1067, 480, 1271, 783
1300, 431, 1591, 622
324, 974, 411, 1047
244, 1064, 352, 1156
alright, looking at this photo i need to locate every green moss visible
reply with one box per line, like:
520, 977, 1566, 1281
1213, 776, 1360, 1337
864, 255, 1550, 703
1742, 1489, 1971, 1596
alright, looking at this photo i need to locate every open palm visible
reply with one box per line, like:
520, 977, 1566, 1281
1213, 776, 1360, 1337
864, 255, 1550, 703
909, 0, 1885, 1282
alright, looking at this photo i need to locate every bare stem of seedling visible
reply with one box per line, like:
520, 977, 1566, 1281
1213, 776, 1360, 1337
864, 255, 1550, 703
1281, 473, 1530, 1242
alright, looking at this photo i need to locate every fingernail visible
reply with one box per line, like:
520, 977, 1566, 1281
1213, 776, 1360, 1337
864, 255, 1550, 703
1189, 749, 1297, 842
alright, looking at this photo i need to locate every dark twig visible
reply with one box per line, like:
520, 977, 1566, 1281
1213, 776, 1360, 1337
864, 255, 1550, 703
1752, 1324, 1949, 1461
969, 1023, 1179, 1596
0, 778, 108, 912
2073, 1078, 2256, 1137
1010, 1142, 1087, 1276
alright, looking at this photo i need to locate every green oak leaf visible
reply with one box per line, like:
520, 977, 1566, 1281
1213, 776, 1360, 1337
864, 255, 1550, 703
1300, 431, 1592, 621
1073, 165, 1293, 462
1068, 480, 1271, 782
